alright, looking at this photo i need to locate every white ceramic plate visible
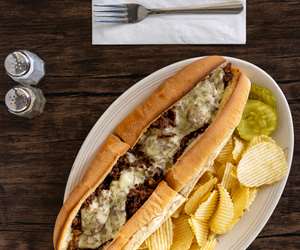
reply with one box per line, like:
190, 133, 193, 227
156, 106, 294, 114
64, 57, 294, 250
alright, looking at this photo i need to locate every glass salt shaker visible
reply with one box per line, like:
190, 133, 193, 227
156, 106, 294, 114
5, 85, 46, 118
4, 50, 45, 85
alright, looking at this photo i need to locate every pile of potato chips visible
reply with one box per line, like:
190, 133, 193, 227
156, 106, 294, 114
141, 134, 287, 250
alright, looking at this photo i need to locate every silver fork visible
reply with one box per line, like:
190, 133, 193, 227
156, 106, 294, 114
94, 1, 244, 24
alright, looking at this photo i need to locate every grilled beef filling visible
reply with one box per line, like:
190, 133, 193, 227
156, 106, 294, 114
66, 64, 233, 250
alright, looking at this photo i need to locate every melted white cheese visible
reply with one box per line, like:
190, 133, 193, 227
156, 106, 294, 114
79, 168, 145, 248
141, 67, 225, 168
80, 190, 111, 237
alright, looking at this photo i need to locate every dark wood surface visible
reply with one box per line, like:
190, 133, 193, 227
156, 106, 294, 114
0, 0, 299, 249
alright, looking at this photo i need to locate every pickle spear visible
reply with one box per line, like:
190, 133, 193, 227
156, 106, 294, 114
237, 100, 277, 141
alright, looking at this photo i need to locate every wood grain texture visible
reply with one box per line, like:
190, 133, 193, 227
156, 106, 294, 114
0, 0, 299, 249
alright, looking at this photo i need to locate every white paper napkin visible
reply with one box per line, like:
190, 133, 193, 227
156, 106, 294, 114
92, 0, 246, 45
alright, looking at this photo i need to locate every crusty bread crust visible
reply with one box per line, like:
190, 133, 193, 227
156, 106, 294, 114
166, 72, 251, 192
106, 181, 185, 250
114, 56, 226, 147
54, 135, 129, 249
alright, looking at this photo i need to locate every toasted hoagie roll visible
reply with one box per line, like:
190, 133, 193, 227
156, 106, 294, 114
54, 56, 251, 250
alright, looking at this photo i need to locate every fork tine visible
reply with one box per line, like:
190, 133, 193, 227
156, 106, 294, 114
94, 9, 127, 13
95, 19, 128, 24
95, 15, 128, 20
93, 4, 127, 9
95, 14, 128, 18
94, 13, 128, 23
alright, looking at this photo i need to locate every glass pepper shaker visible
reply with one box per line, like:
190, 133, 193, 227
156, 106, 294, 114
5, 85, 46, 118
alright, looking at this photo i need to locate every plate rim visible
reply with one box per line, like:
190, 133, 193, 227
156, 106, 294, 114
63, 56, 294, 250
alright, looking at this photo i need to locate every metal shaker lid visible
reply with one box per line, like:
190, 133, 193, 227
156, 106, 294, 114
4, 51, 30, 77
5, 87, 31, 113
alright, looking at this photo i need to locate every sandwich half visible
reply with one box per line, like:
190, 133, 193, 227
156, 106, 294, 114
53, 56, 251, 250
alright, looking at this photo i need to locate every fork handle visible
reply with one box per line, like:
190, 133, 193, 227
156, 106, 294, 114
148, 1, 243, 15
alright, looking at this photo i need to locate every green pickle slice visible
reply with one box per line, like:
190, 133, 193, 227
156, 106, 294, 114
237, 100, 277, 141
249, 83, 276, 108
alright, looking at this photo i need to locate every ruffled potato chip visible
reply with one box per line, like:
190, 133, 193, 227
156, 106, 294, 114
232, 137, 245, 162
206, 164, 217, 175
171, 215, 194, 250
246, 188, 258, 210
194, 190, 218, 222
221, 162, 235, 193
145, 217, 173, 250
172, 204, 184, 218
189, 242, 200, 250
192, 171, 216, 195
188, 217, 209, 247
237, 142, 288, 187
138, 242, 148, 250
227, 168, 241, 197
219, 187, 257, 231
210, 185, 234, 234
248, 135, 276, 148
232, 185, 250, 221
216, 137, 233, 164
200, 233, 217, 250
185, 178, 218, 215
197, 171, 216, 186
215, 162, 226, 182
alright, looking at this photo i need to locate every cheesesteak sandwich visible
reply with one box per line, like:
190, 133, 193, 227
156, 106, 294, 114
53, 56, 251, 250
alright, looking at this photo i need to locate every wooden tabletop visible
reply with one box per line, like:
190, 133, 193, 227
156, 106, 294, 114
0, 1, 299, 249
